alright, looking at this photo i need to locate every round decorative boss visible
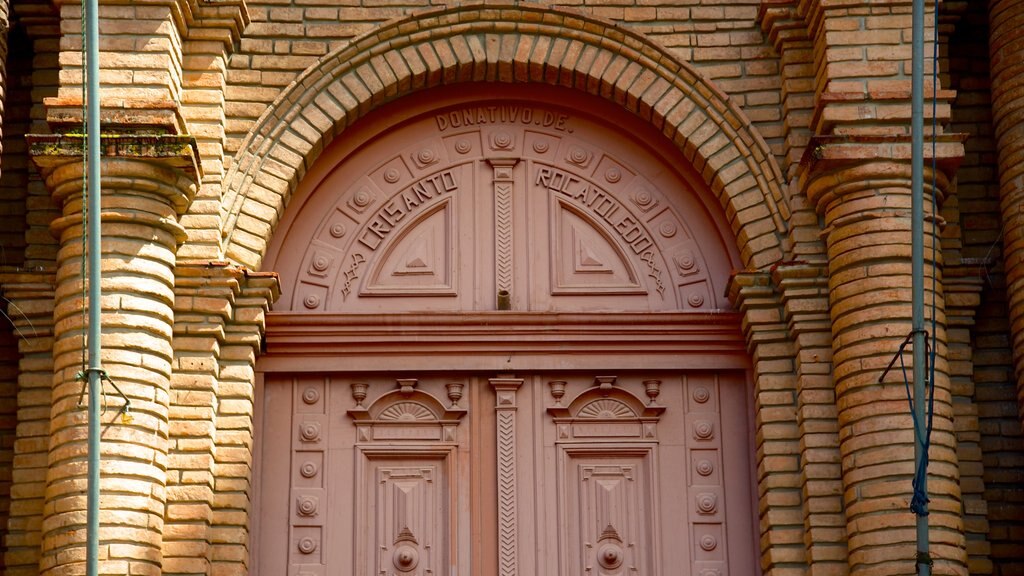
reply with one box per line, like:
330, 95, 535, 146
302, 294, 320, 309
297, 496, 318, 517
633, 189, 653, 206
692, 386, 710, 404
605, 167, 622, 183
393, 545, 419, 570
696, 459, 714, 477
353, 189, 372, 207
568, 147, 588, 164
302, 388, 320, 405
417, 148, 436, 164
300, 422, 321, 442
676, 250, 696, 271
455, 139, 472, 154
699, 534, 718, 551
597, 542, 624, 570
492, 132, 513, 149
383, 168, 401, 183
694, 421, 714, 440
298, 537, 318, 554
688, 293, 705, 308
299, 461, 318, 478
696, 493, 718, 514
329, 223, 346, 238
311, 256, 329, 272
533, 141, 549, 153
659, 221, 677, 238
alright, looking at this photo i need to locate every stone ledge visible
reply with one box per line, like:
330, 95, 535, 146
27, 133, 201, 181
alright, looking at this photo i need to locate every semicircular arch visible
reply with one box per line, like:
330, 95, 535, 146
221, 3, 791, 271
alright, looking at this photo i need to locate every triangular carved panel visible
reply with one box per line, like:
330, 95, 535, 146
552, 200, 644, 294
363, 200, 456, 296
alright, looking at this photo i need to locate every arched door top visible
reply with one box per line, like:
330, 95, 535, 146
221, 3, 790, 272
264, 85, 740, 314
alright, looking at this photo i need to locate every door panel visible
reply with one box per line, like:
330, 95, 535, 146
256, 371, 753, 576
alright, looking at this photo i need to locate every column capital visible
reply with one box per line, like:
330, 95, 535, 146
28, 133, 201, 244
798, 134, 966, 215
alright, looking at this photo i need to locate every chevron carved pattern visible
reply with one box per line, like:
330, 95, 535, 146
488, 159, 518, 300
490, 375, 523, 576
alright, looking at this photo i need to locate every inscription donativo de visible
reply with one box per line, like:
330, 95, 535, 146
436, 106, 572, 132
357, 169, 458, 250
536, 166, 654, 255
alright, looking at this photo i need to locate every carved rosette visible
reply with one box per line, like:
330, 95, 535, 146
685, 376, 726, 575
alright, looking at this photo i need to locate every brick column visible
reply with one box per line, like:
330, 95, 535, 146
802, 146, 965, 575
30, 134, 197, 576
988, 0, 1024, 428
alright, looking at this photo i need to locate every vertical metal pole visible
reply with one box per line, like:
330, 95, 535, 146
911, 0, 930, 575
84, 0, 102, 570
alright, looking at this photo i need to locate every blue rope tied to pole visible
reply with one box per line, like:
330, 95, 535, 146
879, 329, 936, 516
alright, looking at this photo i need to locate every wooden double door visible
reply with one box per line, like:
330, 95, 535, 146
255, 85, 757, 575
256, 369, 755, 576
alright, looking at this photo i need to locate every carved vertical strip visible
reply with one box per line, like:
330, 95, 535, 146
488, 159, 519, 301
491, 375, 523, 576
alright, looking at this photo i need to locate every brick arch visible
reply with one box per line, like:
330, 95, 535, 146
221, 3, 791, 270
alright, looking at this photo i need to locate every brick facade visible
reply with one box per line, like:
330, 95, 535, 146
0, 1, 1022, 575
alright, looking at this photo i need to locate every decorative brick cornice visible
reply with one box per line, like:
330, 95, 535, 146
190, 0, 249, 51
174, 262, 279, 346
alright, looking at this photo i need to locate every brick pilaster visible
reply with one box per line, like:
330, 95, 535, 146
0, 273, 54, 576
729, 272, 808, 576
988, 0, 1024, 430
774, 263, 849, 575
52, 0, 194, 107
178, 0, 248, 262
802, 143, 966, 575
942, 271, 992, 574
29, 135, 198, 576
760, 0, 814, 181
166, 263, 275, 576
209, 271, 275, 576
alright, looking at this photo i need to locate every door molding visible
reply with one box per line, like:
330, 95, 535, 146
258, 312, 748, 373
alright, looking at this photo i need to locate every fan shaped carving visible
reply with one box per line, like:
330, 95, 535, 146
378, 402, 436, 421
577, 398, 636, 419
552, 201, 644, 294
362, 201, 455, 295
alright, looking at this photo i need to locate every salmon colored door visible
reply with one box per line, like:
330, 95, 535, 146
255, 85, 757, 576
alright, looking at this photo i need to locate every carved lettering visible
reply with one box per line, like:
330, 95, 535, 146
358, 170, 458, 250
536, 166, 656, 257
435, 106, 571, 133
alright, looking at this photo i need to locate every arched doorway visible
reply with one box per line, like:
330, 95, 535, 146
254, 85, 757, 575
